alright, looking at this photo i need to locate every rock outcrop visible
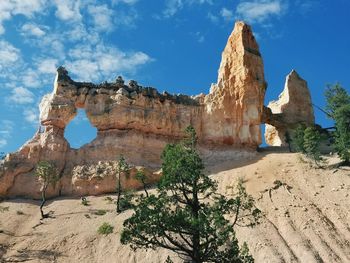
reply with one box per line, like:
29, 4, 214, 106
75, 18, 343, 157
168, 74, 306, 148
204, 21, 266, 146
264, 70, 315, 146
0, 21, 314, 199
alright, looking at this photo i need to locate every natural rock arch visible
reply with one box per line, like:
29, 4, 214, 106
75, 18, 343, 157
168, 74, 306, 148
0, 21, 315, 199
64, 109, 97, 149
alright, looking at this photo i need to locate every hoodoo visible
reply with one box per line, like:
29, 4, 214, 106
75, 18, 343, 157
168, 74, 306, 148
264, 70, 315, 146
0, 21, 314, 198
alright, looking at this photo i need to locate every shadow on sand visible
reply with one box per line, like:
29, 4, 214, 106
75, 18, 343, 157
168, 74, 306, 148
3, 248, 65, 262
206, 146, 292, 174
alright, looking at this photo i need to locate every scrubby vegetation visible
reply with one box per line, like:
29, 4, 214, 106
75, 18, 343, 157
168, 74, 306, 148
121, 126, 259, 263
34, 161, 59, 219
135, 169, 149, 197
291, 83, 350, 167
325, 83, 350, 164
116, 155, 130, 213
98, 222, 114, 235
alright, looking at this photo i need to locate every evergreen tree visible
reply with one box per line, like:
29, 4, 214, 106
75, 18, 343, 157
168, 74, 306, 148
325, 83, 350, 164
292, 124, 306, 153
116, 155, 130, 213
121, 126, 259, 263
135, 169, 149, 197
325, 83, 350, 117
285, 131, 292, 152
303, 127, 322, 166
34, 161, 59, 219
333, 105, 350, 164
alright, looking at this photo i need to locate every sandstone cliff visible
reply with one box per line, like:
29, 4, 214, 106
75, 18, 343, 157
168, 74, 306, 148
0, 21, 314, 199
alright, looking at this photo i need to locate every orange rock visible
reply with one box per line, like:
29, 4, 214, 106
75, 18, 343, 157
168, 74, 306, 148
0, 21, 271, 198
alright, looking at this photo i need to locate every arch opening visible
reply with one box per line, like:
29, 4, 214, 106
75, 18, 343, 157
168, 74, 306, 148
64, 109, 97, 149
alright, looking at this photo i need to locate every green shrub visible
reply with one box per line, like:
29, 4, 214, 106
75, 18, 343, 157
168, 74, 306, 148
118, 191, 135, 211
292, 124, 306, 152
98, 222, 114, 235
303, 126, 323, 165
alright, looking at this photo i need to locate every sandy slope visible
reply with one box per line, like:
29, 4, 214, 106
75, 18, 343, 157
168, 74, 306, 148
0, 150, 349, 263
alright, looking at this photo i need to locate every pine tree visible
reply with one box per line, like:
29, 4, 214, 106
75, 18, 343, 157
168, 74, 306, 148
303, 127, 322, 166
325, 83, 350, 164
292, 124, 307, 153
333, 105, 350, 164
116, 155, 130, 213
135, 169, 149, 197
325, 83, 350, 117
121, 126, 259, 263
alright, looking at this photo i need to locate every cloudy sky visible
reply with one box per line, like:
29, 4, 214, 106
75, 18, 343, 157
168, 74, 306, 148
0, 0, 349, 152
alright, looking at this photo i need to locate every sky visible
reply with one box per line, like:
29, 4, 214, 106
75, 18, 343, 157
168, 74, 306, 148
0, 0, 349, 152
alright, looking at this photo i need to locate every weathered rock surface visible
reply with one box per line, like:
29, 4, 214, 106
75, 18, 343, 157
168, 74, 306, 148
204, 21, 266, 146
0, 21, 314, 199
264, 70, 315, 146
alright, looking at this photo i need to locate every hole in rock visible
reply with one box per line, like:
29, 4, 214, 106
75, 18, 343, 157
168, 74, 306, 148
64, 109, 97, 149
260, 124, 268, 148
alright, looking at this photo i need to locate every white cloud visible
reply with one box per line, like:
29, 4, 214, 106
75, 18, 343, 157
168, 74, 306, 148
236, 0, 284, 23
0, 120, 14, 148
207, 12, 219, 23
36, 58, 59, 74
21, 69, 42, 88
163, 0, 212, 18
163, 0, 183, 17
53, 0, 82, 22
88, 4, 114, 31
221, 8, 234, 21
0, 41, 22, 81
20, 23, 46, 37
8, 87, 34, 104
0, 139, 7, 148
0, 41, 20, 65
23, 108, 39, 124
0, 0, 47, 34
66, 43, 152, 82
112, 0, 138, 5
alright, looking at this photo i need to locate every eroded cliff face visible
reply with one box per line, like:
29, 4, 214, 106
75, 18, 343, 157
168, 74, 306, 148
204, 21, 266, 146
0, 21, 314, 199
264, 70, 315, 146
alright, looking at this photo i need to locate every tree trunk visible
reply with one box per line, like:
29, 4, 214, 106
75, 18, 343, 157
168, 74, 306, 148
40, 188, 46, 219
143, 180, 149, 197
192, 183, 201, 263
116, 173, 122, 213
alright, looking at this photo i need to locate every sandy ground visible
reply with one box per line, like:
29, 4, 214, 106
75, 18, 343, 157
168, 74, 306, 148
0, 150, 349, 263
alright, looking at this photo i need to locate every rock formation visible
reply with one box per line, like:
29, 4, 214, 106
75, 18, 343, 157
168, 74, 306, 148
0, 21, 314, 199
204, 21, 266, 146
264, 70, 315, 146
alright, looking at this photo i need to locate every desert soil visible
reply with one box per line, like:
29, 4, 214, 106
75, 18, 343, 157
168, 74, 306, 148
0, 150, 349, 263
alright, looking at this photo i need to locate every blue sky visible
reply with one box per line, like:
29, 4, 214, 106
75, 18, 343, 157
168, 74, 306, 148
0, 0, 349, 152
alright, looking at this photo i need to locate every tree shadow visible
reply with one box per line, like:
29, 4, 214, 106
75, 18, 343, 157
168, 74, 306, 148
205, 147, 294, 174
0, 244, 8, 260
3, 248, 65, 262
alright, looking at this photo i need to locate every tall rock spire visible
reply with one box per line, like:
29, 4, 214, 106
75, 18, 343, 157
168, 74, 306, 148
204, 21, 267, 147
